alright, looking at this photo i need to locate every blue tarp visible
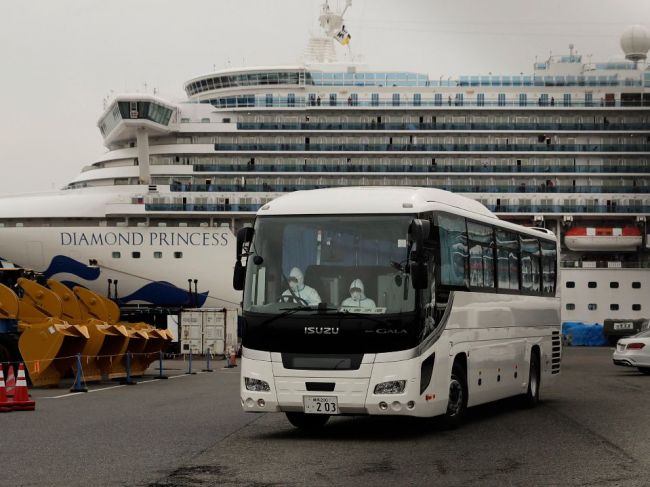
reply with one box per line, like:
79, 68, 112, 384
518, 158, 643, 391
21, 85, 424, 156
561, 321, 608, 346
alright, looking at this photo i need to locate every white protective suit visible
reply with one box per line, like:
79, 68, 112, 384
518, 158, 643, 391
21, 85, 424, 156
340, 278, 377, 310
282, 267, 321, 305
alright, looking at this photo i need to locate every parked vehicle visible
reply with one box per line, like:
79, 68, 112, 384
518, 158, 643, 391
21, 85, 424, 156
612, 330, 650, 375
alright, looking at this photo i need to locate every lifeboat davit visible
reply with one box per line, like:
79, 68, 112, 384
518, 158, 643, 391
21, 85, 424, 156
564, 227, 642, 251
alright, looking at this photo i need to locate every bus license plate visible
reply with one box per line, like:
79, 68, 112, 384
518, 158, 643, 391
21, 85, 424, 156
303, 396, 339, 415
613, 322, 634, 331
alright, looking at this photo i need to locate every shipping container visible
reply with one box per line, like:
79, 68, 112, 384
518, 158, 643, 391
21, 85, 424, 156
180, 309, 238, 355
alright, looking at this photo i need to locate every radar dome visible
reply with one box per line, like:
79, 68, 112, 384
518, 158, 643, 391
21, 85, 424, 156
620, 25, 650, 61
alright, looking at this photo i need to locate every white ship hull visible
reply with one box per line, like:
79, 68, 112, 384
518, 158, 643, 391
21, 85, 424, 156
0, 225, 238, 308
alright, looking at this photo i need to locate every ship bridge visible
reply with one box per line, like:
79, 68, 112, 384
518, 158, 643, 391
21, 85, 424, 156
98, 94, 177, 145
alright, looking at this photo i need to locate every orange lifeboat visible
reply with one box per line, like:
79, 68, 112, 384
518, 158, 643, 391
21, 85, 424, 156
564, 227, 642, 251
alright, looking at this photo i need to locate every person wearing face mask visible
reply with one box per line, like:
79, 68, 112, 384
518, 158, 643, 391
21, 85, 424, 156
282, 267, 321, 305
340, 278, 376, 310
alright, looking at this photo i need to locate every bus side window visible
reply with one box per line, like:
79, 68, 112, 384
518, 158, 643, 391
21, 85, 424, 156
496, 229, 520, 291
540, 241, 557, 295
437, 214, 468, 288
467, 221, 495, 290
520, 236, 541, 294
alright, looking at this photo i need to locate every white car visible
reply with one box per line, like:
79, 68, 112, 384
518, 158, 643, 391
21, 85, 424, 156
613, 329, 650, 375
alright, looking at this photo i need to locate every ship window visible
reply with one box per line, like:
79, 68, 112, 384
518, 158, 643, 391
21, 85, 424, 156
112, 252, 121, 258
588, 281, 597, 288
174, 251, 183, 259
632, 304, 641, 311
610, 281, 619, 288
566, 303, 575, 310
610, 304, 619, 311
132, 252, 141, 259
154, 251, 162, 259
588, 303, 597, 310
632, 282, 641, 289
566, 281, 575, 288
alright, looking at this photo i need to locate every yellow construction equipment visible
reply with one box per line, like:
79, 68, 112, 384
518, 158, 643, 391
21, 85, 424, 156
0, 268, 173, 386
74, 287, 171, 376
46, 280, 130, 381
0, 282, 89, 388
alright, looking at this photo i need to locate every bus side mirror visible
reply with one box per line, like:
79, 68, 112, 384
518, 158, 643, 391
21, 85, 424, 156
233, 227, 254, 291
408, 219, 431, 290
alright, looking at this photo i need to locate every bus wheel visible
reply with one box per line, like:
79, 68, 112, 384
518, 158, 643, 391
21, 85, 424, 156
440, 361, 467, 429
285, 412, 330, 431
521, 351, 540, 408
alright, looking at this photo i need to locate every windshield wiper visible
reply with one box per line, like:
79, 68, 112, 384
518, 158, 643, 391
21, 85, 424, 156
261, 305, 339, 326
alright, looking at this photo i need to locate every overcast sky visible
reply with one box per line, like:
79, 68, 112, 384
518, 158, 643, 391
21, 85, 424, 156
0, 0, 647, 195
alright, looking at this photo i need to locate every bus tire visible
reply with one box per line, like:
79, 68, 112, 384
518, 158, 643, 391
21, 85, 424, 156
521, 350, 541, 408
439, 360, 467, 429
285, 412, 330, 430
638, 367, 650, 375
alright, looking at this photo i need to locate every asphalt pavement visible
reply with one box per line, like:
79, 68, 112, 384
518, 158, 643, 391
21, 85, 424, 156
2, 348, 649, 486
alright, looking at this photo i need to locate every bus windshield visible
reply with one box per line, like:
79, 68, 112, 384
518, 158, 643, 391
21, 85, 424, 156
243, 215, 416, 315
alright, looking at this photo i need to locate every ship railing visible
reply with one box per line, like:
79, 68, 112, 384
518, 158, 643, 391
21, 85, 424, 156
237, 122, 650, 131
204, 97, 650, 109
561, 260, 650, 269
143, 202, 650, 214
491, 204, 650, 213
192, 163, 649, 174
168, 183, 650, 194
212, 143, 650, 153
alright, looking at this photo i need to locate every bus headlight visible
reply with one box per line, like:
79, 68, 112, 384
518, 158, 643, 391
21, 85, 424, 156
373, 380, 406, 394
244, 377, 270, 392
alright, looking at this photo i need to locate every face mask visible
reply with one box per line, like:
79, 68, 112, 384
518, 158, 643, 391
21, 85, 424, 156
289, 281, 298, 291
351, 291, 362, 300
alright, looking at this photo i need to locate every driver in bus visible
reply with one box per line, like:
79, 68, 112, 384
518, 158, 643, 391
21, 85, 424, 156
340, 279, 376, 310
282, 267, 321, 305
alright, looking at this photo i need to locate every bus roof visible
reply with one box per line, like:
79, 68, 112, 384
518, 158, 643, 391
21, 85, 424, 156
258, 187, 496, 219
257, 187, 557, 241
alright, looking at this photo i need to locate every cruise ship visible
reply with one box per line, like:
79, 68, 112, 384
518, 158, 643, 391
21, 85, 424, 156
0, 1, 648, 329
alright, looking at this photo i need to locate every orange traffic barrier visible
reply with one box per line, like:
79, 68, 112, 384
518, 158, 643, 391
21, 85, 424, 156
229, 349, 238, 368
11, 364, 35, 411
0, 364, 12, 412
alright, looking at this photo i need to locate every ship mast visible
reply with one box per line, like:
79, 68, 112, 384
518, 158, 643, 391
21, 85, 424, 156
303, 0, 352, 64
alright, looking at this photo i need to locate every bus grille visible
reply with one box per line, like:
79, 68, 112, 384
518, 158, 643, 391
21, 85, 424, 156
551, 330, 561, 374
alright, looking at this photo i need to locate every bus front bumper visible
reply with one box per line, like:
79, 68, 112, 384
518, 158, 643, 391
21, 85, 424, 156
240, 352, 448, 417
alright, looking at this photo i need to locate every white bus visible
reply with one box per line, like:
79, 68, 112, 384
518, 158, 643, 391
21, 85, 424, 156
233, 187, 561, 430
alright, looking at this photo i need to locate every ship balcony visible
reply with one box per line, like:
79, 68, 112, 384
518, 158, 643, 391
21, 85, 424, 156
237, 122, 650, 132
169, 183, 650, 195
212, 143, 650, 153
143, 202, 650, 214
193, 163, 649, 174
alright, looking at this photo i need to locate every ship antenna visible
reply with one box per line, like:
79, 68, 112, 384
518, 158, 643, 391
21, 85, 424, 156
303, 0, 353, 64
